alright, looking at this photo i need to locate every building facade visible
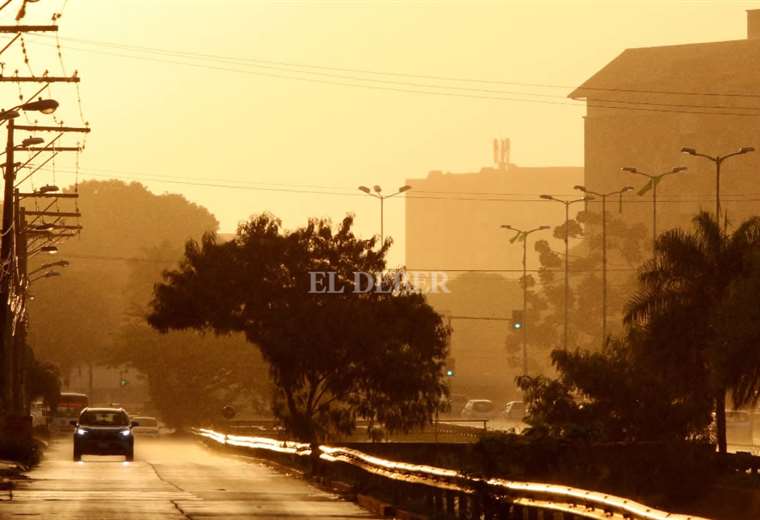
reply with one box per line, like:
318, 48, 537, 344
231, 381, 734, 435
570, 10, 760, 234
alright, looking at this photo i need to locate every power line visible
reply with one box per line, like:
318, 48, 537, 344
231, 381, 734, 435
26, 35, 760, 117
20, 164, 760, 205
34, 34, 760, 100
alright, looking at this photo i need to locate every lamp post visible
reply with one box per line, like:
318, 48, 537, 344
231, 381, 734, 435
621, 166, 687, 249
357, 184, 411, 245
681, 146, 754, 224
573, 185, 634, 344
539, 195, 593, 350
500, 224, 550, 376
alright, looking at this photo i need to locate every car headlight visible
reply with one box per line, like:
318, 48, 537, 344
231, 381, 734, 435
76, 428, 87, 436
120, 429, 131, 437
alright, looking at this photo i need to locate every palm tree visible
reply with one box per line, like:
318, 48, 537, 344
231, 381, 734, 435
625, 212, 760, 454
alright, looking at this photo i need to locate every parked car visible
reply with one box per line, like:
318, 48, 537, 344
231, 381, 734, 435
131, 416, 160, 437
71, 407, 138, 461
503, 401, 526, 421
461, 399, 497, 420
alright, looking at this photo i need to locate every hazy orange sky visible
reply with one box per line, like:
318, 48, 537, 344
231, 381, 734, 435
4, 0, 759, 265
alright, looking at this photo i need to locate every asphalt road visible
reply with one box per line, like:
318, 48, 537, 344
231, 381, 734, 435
0, 435, 380, 519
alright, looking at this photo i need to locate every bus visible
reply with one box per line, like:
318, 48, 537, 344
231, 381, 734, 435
51, 392, 89, 434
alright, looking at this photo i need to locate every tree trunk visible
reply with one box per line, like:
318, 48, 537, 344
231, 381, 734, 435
716, 388, 727, 455
88, 363, 94, 400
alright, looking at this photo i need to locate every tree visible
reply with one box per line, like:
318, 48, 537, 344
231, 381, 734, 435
148, 214, 450, 447
25, 348, 61, 411
26, 180, 218, 389
518, 335, 712, 442
625, 212, 760, 454
111, 243, 270, 429
507, 209, 647, 370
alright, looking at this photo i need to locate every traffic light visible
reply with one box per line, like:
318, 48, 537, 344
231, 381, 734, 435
445, 357, 456, 377
120, 377, 128, 387
512, 310, 524, 330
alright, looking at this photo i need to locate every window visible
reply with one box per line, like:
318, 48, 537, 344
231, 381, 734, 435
79, 411, 129, 427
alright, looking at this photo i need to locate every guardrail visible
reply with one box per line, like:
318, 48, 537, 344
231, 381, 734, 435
193, 428, 711, 520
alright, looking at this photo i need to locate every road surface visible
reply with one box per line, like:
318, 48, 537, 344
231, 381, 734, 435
0, 435, 380, 519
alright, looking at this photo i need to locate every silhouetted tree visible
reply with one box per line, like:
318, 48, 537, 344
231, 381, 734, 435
25, 349, 61, 411
518, 336, 712, 442
625, 212, 760, 454
110, 243, 270, 429
508, 210, 647, 369
26, 180, 218, 388
148, 214, 450, 447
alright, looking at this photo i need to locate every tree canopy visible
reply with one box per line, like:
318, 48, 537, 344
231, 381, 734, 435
26, 180, 219, 382
148, 214, 450, 442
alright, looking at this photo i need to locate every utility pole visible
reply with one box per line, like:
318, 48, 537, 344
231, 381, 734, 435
540, 194, 592, 350
0, 122, 87, 424
13, 203, 27, 415
574, 185, 633, 345
1, 117, 16, 411
500, 224, 550, 376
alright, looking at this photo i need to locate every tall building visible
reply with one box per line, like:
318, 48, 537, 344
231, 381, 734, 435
570, 10, 760, 233
405, 142, 583, 403
405, 141, 583, 272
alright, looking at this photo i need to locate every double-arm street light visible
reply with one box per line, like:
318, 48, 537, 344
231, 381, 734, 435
681, 146, 754, 224
621, 166, 687, 249
357, 184, 412, 245
573, 185, 634, 344
500, 224, 550, 376
539, 194, 593, 351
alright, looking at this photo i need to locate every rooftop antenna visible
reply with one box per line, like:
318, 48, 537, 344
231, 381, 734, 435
493, 138, 510, 171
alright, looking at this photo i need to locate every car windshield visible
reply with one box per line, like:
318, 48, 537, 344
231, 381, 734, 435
473, 401, 494, 413
79, 410, 129, 427
136, 418, 158, 427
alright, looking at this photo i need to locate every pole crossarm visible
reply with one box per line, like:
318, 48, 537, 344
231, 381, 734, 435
15, 125, 89, 133
24, 211, 80, 218
19, 192, 78, 198
18, 146, 82, 152
0, 76, 79, 83
0, 26, 58, 33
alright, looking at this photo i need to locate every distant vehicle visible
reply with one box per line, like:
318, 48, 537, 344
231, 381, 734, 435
447, 393, 469, 417
131, 416, 160, 437
461, 399, 497, 420
71, 407, 138, 461
503, 401, 526, 421
726, 410, 753, 446
51, 392, 88, 434
30, 400, 49, 429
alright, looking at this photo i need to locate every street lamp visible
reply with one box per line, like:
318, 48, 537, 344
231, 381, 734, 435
357, 184, 412, 245
681, 146, 754, 224
573, 184, 634, 344
39, 245, 58, 255
20, 137, 44, 147
28, 260, 69, 277
500, 224, 550, 376
29, 271, 60, 283
621, 166, 687, 249
539, 194, 593, 350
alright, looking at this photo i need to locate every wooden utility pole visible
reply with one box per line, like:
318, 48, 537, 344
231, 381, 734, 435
0, 22, 88, 435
